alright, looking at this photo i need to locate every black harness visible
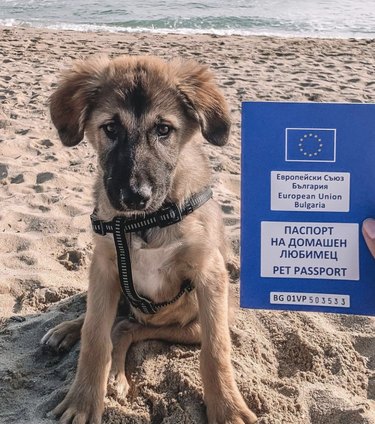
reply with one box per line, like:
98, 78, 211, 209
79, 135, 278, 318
91, 188, 213, 314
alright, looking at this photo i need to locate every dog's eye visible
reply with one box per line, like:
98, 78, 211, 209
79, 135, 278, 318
102, 122, 118, 140
156, 124, 172, 137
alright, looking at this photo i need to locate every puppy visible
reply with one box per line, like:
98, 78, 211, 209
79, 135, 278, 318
42, 55, 257, 424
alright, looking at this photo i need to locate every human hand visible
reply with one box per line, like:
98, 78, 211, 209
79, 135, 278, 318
362, 218, 375, 258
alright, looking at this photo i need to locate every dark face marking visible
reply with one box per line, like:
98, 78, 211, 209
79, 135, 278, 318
125, 82, 151, 119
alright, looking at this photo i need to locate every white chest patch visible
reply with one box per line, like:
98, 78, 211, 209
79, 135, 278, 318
130, 238, 181, 300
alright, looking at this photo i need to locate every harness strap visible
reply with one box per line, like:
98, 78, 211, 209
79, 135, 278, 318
91, 187, 212, 314
91, 188, 212, 236
112, 217, 157, 314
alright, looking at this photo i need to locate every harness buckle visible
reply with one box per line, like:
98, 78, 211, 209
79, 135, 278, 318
156, 203, 182, 228
181, 279, 194, 292
183, 200, 194, 216
90, 214, 107, 236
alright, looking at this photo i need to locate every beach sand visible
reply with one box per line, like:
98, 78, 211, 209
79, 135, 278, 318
0, 26, 374, 424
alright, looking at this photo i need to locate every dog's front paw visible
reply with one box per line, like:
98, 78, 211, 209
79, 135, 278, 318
207, 395, 257, 424
52, 384, 103, 424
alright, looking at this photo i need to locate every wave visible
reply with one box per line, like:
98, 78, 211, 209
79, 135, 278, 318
1, 17, 374, 39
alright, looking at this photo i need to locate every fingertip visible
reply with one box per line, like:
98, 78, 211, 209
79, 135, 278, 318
363, 218, 375, 240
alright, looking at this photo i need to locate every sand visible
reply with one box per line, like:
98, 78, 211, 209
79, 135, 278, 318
0, 25, 374, 424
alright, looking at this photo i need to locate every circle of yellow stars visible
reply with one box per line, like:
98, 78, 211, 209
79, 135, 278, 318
299, 133, 323, 157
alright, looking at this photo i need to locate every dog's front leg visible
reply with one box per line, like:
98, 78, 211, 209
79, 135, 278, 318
53, 246, 120, 424
196, 250, 257, 424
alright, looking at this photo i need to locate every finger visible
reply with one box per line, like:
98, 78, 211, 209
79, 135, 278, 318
362, 218, 375, 258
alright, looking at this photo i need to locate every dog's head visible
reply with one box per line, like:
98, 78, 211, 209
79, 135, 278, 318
50, 55, 230, 213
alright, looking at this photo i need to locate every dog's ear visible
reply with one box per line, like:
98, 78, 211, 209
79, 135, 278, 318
50, 56, 109, 146
173, 60, 230, 146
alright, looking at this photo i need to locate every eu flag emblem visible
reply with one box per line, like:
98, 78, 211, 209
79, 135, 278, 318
285, 128, 336, 162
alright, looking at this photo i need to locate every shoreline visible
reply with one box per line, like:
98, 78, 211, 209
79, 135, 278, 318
1, 22, 375, 41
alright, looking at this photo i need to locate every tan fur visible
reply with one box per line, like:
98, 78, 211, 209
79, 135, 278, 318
43, 55, 257, 424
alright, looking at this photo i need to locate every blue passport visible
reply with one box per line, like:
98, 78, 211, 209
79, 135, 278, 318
240, 102, 375, 315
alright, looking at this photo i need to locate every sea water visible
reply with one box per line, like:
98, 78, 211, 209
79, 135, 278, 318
0, 0, 374, 38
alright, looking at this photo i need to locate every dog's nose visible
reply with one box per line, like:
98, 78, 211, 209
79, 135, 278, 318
120, 187, 150, 210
